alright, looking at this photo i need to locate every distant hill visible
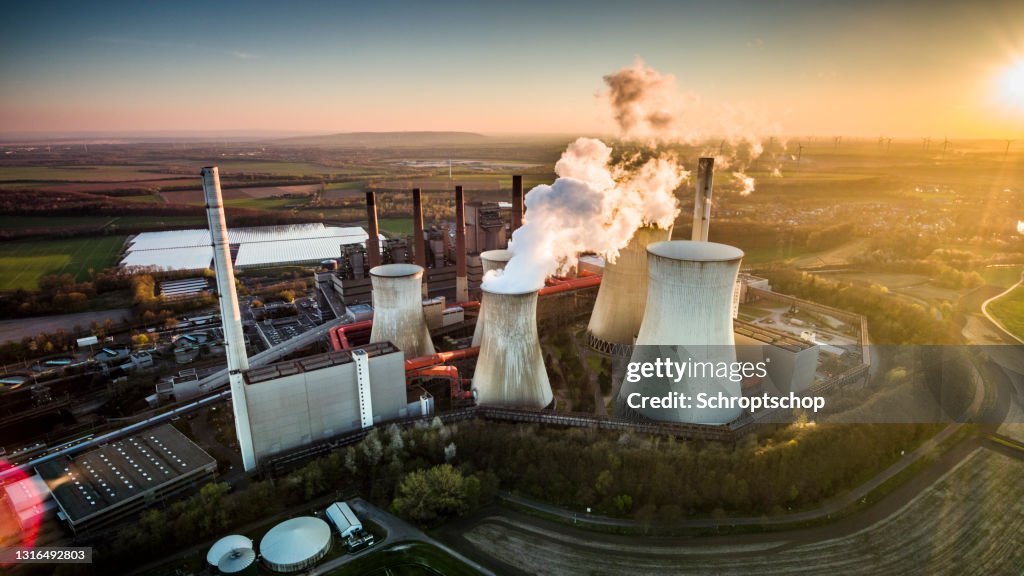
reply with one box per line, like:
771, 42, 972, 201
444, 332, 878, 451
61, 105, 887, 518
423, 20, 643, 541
275, 131, 488, 147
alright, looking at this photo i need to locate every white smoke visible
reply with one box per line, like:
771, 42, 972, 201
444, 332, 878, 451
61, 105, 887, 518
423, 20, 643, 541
1018, 220, 1024, 235
602, 59, 784, 194
483, 138, 687, 293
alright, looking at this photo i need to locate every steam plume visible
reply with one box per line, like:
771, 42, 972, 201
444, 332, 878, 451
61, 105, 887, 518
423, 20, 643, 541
483, 138, 687, 293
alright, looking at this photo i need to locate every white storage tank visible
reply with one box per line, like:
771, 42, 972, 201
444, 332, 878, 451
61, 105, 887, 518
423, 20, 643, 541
259, 516, 332, 573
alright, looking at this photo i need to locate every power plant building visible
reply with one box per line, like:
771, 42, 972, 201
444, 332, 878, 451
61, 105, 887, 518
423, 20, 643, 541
242, 343, 407, 462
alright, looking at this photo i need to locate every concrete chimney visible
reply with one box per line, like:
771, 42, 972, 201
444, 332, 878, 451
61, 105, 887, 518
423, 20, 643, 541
587, 225, 671, 356
616, 240, 744, 425
690, 157, 715, 242
474, 285, 552, 409
412, 188, 427, 296
369, 263, 435, 358
366, 191, 381, 268
511, 175, 524, 236
455, 185, 468, 302
202, 167, 257, 472
472, 249, 513, 346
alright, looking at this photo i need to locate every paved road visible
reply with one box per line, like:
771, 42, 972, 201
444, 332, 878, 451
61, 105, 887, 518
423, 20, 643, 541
308, 498, 495, 576
0, 308, 132, 344
981, 269, 1024, 345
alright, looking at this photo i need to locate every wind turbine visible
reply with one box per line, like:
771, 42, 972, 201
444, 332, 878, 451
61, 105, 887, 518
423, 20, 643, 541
1006, 140, 1015, 158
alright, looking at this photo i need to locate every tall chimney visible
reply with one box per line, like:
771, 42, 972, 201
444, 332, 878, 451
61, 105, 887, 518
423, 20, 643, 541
691, 157, 715, 241
202, 167, 257, 472
455, 185, 468, 302
366, 191, 381, 269
511, 175, 524, 236
412, 188, 427, 296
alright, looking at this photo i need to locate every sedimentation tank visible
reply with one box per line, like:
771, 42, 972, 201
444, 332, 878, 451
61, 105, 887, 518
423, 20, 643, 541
260, 516, 331, 573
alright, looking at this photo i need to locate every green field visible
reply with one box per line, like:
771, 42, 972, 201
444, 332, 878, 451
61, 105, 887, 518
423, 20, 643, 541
215, 161, 359, 177
0, 215, 115, 230
326, 542, 481, 576
0, 236, 125, 291
0, 165, 177, 181
378, 218, 413, 237
989, 280, 1024, 341
223, 196, 310, 210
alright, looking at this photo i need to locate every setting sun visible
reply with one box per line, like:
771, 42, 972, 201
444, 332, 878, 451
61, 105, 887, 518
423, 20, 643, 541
1000, 59, 1024, 110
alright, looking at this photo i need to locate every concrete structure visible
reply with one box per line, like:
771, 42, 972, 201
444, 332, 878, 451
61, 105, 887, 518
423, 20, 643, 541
218, 548, 257, 574
326, 501, 362, 539
472, 249, 513, 346
455, 186, 469, 302
691, 157, 715, 242
365, 191, 382, 269
618, 240, 744, 425
207, 534, 254, 570
587, 226, 672, 356
734, 321, 819, 394
474, 286, 552, 409
203, 166, 257, 472
511, 174, 524, 234
260, 516, 331, 573
35, 424, 216, 534
2, 474, 52, 532
368, 264, 435, 357
412, 188, 428, 296
243, 343, 406, 462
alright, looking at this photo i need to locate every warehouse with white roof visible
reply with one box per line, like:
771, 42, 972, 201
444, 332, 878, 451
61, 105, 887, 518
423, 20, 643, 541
120, 223, 382, 271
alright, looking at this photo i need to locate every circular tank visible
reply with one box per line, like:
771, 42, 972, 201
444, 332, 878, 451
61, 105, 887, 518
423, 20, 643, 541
207, 534, 253, 568
369, 263, 435, 357
617, 240, 744, 425
474, 286, 552, 409
217, 548, 257, 574
260, 516, 331, 573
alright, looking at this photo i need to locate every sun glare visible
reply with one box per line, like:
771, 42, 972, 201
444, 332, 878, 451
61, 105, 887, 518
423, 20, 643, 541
999, 59, 1024, 109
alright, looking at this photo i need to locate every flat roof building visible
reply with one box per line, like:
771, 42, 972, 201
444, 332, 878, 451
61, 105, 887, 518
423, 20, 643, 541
35, 424, 216, 534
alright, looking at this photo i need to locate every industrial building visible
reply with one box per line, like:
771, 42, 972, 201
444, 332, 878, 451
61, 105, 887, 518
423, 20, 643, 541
35, 423, 216, 534
243, 343, 408, 462
260, 516, 332, 573
121, 223, 381, 271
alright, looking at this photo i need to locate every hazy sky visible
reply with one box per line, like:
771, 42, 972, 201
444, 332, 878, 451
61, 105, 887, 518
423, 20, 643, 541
2, 0, 1023, 138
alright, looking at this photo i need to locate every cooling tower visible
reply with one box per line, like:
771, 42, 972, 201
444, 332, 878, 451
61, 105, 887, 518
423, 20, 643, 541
587, 226, 671, 356
617, 240, 744, 425
369, 264, 435, 358
202, 167, 257, 472
472, 250, 513, 346
474, 286, 552, 409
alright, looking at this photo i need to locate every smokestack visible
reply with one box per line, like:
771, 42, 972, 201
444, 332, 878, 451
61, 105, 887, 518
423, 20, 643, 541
690, 157, 714, 241
616, 240, 744, 424
201, 167, 257, 472
366, 191, 381, 269
455, 185, 468, 302
587, 226, 671, 355
369, 264, 435, 358
511, 175, 524, 235
474, 285, 552, 409
472, 249, 513, 346
412, 188, 427, 296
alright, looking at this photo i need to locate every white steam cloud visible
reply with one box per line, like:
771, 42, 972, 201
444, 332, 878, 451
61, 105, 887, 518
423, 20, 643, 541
602, 58, 784, 194
483, 138, 687, 293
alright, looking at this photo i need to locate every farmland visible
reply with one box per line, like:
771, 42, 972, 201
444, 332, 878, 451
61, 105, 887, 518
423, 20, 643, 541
461, 449, 1024, 575
0, 235, 125, 291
